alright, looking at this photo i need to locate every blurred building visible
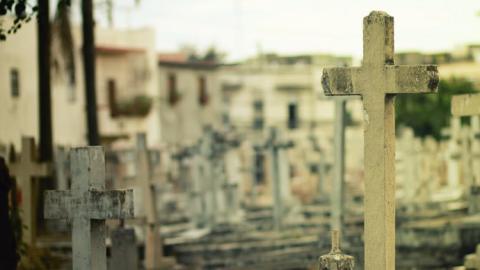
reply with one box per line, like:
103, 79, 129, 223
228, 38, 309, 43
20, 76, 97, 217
157, 52, 223, 147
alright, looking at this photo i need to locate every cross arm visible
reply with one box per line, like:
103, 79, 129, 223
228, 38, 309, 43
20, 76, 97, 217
322, 67, 362, 96
451, 93, 480, 116
44, 190, 72, 219
89, 189, 135, 219
385, 65, 439, 94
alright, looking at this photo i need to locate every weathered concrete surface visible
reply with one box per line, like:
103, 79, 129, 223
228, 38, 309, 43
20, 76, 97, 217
44, 147, 134, 270
452, 94, 480, 117
110, 228, 139, 270
8, 137, 51, 245
322, 11, 439, 270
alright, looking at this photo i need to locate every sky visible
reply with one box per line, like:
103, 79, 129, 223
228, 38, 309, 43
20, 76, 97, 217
99, 0, 480, 62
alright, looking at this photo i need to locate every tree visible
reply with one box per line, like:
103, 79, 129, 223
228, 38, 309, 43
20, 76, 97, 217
0, 0, 38, 40
395, 77, 477, 139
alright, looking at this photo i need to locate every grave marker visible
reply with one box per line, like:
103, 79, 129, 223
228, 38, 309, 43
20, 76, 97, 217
322, 11, 439, 269
452, 93, 480, 212
8, 137, 51, 245
110, 228, 139, 270
266, 127, 293, 231
135, 134, 163, 269
44, 147, 134, 270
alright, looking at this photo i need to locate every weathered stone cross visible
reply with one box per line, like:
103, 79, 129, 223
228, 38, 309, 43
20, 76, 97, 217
44, 147, 134, 270
8, 137, 51, 245
322, 11, 439, 269
452, 93, 480, 212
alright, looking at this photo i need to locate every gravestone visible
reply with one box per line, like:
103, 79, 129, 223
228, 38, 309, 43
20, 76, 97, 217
135, 134, 163, 269
110, 228, 139, 270
322, 11, 439, 269
266, 127, 294, 231
8, 137, 51, 245
44, 147, 134, 270
452, 93, 480, 213
318, 230, 355, 270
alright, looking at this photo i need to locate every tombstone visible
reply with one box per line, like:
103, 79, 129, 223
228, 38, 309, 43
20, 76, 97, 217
318, 230, 355, 270
110, 228, 139, 270
44, 147, 134, 270
8, 137, 51, 245
135, 134, 163, 269
266, 127, 294, 231
322, 11, 439, 269
452, 93, 480, 213
198, 128, 218, 227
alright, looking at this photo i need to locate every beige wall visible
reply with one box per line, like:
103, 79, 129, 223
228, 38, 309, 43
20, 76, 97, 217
158, 65, 222, 147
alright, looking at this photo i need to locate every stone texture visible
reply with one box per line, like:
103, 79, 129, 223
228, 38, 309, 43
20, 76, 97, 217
322, 10, 439, 270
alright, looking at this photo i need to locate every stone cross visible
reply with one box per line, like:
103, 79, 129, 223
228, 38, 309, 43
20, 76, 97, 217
266, 127, 293, 231
318, 230, 354, 270
8, 137, 51, 245
110, 228, 139, 270
44, 147, 134, 270
135, 134, 163, 269
452, 93, 480, 212
322, 11, 439, 269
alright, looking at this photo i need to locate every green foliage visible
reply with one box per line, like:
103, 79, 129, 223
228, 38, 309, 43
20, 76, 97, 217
116, 94, 153, 117
395, 77, 477, 139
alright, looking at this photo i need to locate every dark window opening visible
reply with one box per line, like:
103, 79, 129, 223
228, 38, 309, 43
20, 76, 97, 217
288, 102, 298, 129
168, 73, 180, 106
107, 79, 118, 117
253, 100, 264, 130
254, 153, 265, 184
198, 76, 209, 106
10, 68, 20, 98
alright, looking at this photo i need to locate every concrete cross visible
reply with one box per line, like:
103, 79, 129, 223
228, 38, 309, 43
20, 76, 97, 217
8, 137, 51, 245
266, 127, 294, 231
135, 134, 163, 269
452, 93, 480, 212
322, 11, 439, 269
44, 147, 134, 270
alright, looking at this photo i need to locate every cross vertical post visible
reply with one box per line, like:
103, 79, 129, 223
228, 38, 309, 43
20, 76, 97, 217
136, 134, 163, 269
322, 11, 439, 269
332, 99, 347, 233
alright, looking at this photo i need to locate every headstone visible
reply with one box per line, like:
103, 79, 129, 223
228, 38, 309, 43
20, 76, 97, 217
322, 11, 439, 269
8, 137, 51, 245
266, 127, 294, 231
110, 228, 139, 270
318, 230, 355, 270
135, 134, 163, 269
44, 147, 134, 270
452, 93, 480, 213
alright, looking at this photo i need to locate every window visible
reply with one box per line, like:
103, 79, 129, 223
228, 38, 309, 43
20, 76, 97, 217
254, 152, 265, 184
198, 76, 209, 106
168, 73, 180, 106
10, 68, 19, 97
288, 102, 298, 129
253, 100, 264, 130
107, 79, 118, 117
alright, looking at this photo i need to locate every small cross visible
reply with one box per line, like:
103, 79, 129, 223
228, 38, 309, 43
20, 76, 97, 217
265, 127, 294, 231
44, 147, 134, 270
322, 11, 439, 270
452, 93, 480, 212
8, 137, 51, 245
135, 134, 163, 269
